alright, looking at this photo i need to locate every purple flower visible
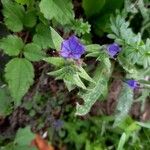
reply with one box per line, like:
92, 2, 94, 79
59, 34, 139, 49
126, 80, 138, 89
60, 35, 85, 59
107, 43, 121, 58
53, 119, 64, 130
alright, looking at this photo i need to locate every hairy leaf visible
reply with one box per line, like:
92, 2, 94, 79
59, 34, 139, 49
2, 0, 24, 32
5, 58, 34, 105
23, 10, 37, 28
114, 84, 133, 127
0, 35, 24, 56
43, 57, 65, 67
23, 43, 45, 61
76, 62, 112, 116
50, 27, 63, 51
39, 0, 74, 25
0, 87, 12, 116
33, 24, 54, 49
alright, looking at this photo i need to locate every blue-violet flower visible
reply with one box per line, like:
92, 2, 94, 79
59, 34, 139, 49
60, 35, 85, 59
126, 79, 138, 90
107, 43, 121, 58
53, 119, 64, 130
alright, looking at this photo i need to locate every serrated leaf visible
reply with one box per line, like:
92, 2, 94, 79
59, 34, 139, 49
0, 35, 24, 56
72, 19, 91, 36
0, 87, 12, 116
50, 27, 63, 50
43, 57, 65, 67
23, 10, 37, 28
23, 43, 45, 61
33, 23, 54, 49
76, 76, 108, 116
15, 126, 35, 146
48, 65, 86, 89
2, 0, 24, 32
114, 84, 133, 127
76, 64, 112, 116
118, 55, 138, 74
39, 0, 74, 25
5, 58, 34, 105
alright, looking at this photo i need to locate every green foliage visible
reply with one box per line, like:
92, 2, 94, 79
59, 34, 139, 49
108, 14, 150, 69
14, 127, 35, 146
23, 43, 45, 61
117, 132, 126, 150
0, 0, 150, 149
33, 25, 63, 50
82, 0, 124, 36
15, 0, 30, 5
2, 0, 25, 32
2, 0, 36, 32
0, 35, 24, 56
48, 65, 86, 90
5, 58, 34, 105
0, 87, 12, 116
33, 23, 55, 49
50, 27, 63, 50
72, 19, 91, 36
114, 84, 133, 127
82, 0, 105, 17
1, 127, 36, 150
39, 0, 74, 25
43, 57, 65, 67
76, 63, 111, 115
23, 10, 37, 28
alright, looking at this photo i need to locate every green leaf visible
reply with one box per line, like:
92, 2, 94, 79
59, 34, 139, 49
50, 27, 63, 50
2, 0, 24, 32
15, 126, 35, 146
76, 64, 112, 116
0, 87, 12, 116
138, 39, 150, 68
72, 19, 91, 36
15, 0, 30, 5
118, 55, 138, 74
82, 0, 105, 17
23, 43, 45, 61
76, 76, 108, 115
114, 84, 133, 127
1, 144, 36, 150
14, 146, 36, 150
117, 132, 126, 150
39, 0, 74, 25
48, 65, 86, 90
0, 35, 24, 56
33, 24, 54, 49
86, 44, 101, 53
73, 74, 86, 89
5, 58, 34, 105
136, 121, 150, 129
78, 66, 95, 83
23, 10, 37, 28
43, 57, 65, 67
